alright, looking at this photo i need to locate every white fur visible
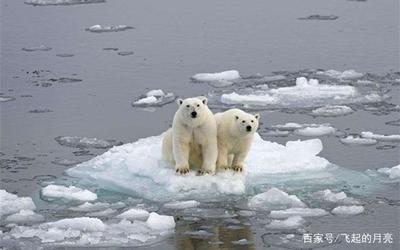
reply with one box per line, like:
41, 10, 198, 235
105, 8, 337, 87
215, 109, 260, 172
162, 97, 218, 175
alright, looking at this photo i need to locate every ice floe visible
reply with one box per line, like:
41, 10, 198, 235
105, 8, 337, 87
191, 70, 241, 82
266, 216, 307, 230
86, 24, 133, 33
146, 212, 175, 230
314, 189, 360, 205
311, 105, 354, 117
132, 89, 176, 108
331, 205, 364, 215
231, 239, 251, 245
269, 208, 329, 219
339, 136, 377, 146
116, 208, 149, 220
248, 188, 306, 211
22, 45, 52, 52
24, 0, 105, 6
66, 133, 329, 201
41, 185, 97, 201
360, 131, 400, 142
54, 136, 122, 149
0, 96, 16, 102
294, 125, 336, 137
377, 165, 400, 179
220, 77, 366, 108
163, 200, 200, 209
0, 190, 36, 217
317, 69, 363, 80
5, 210, 44, 224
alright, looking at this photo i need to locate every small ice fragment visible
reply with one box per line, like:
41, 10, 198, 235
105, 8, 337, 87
317, 69, 363, 79
146, 89, 165, 97
145, 212, 175, 230
314, 189, 360, 205
340, 136, 377, 146
69, 202, 110, 212
163, 200, 200, 209
0, 190, 36, 216
51, 159, 81, 166
118, 51, 134, 56
41, 185, 97, 201
86, 24, 133, 33
56, 53, 74, 57
271, 123, 303, 131
231, 239, 251, 245
5, 209, 44, 223
238, 210, 256, 217
54, 136, 122, 149
191, 70, 241, 82
116, 208, 150, 220
377, 165, 400, 179
22, 45, 52, 52
25, 0, 106, 6
263, 130, 290, 137
266, 216, 307, 229
269, 208, 328, 219
360, 131, 400, 142
312, 105, 354, 117
134, 96, 157, 105
294, 126, 336, 137
248, 188, 306, 210
87, 208, 116, 217
0, 96, 16, 102
298, 15, 338, 20
331, 205, 364, 215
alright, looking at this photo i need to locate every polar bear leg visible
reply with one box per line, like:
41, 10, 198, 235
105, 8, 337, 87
231, 144, 250, 172
216, 144, 229, 170
162, 129, 175, 167
198, 140, 217, 175
173, 138, 191, 175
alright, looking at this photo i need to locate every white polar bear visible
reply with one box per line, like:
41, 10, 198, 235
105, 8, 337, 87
215, 109, 260, 172
162, 97, 218, 175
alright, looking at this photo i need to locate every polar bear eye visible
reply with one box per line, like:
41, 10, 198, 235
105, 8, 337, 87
197, 104, 200, 107
186, 105, 190, 108
242, 120, 245, 123
251, 120, 254, 123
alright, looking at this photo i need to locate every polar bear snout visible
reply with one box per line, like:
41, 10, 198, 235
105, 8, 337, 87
246, 125, 252, 132
191, 111, 197, 118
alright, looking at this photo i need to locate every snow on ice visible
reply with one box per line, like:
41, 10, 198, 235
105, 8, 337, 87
41, 185, 97, 201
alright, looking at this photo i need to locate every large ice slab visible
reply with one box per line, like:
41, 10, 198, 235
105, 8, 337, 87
220, 77, 368, 108
66, 133, 329, 201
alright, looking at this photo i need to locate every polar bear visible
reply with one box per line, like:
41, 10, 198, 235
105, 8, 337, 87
162, 97, 218, 175
215, 109, 260, 172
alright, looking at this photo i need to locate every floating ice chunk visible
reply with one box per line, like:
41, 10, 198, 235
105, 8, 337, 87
271, 123, 304, 130
22, 45, 52, 52
312, 105, 354, 117
0, 96, 16, 102
360, 132, 400, 142
86, 24, 133, 33
294, 125, 336, 137
270, 208, 328, 219
5, 210, 44, 223
25, 0, 105, 6
55, 136, 122, 149
317, 69, 363, 79
331, 205, 364, 215
0, 190, 36, 216
377, 165, 400, 179
263, 130, 290, 137
298, 15, 338, 20
118, 51, 134, 56
70, 202, 110, 212
116, 208, 150, 220
231, 239, 251, 245
87, 208, 117, 217
266, 216, 307, 229
42, 185, 97, 201
248, 188, 306, 211
221, 77, 360, 108
340, 136, 377, 146
314, 189, 360, 205
67, 133, 328, 201
52, 159, 81, 166
132, 90, 176, 108
191, 70, 240, 82
163, 200, 200, 209
184, 230, 214, 239
49, 217, 106, 232
146, 212, 175, 230
183, 208, 236, 219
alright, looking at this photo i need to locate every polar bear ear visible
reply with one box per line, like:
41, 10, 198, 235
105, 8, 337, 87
176, 98, 183, 106
198, 96, 208, 105
254, 114, 260, 120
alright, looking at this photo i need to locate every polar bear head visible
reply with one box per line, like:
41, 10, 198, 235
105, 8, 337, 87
176, 97, 210, 127
233, 109, 260, 137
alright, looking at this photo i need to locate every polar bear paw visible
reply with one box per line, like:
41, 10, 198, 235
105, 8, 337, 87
232, 165, 243, 172
175, 166, 190, 175
197, 169, 213, 176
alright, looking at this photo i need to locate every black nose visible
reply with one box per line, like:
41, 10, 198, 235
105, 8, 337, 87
191, 111, 197, 118
246, 125, 252, 131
